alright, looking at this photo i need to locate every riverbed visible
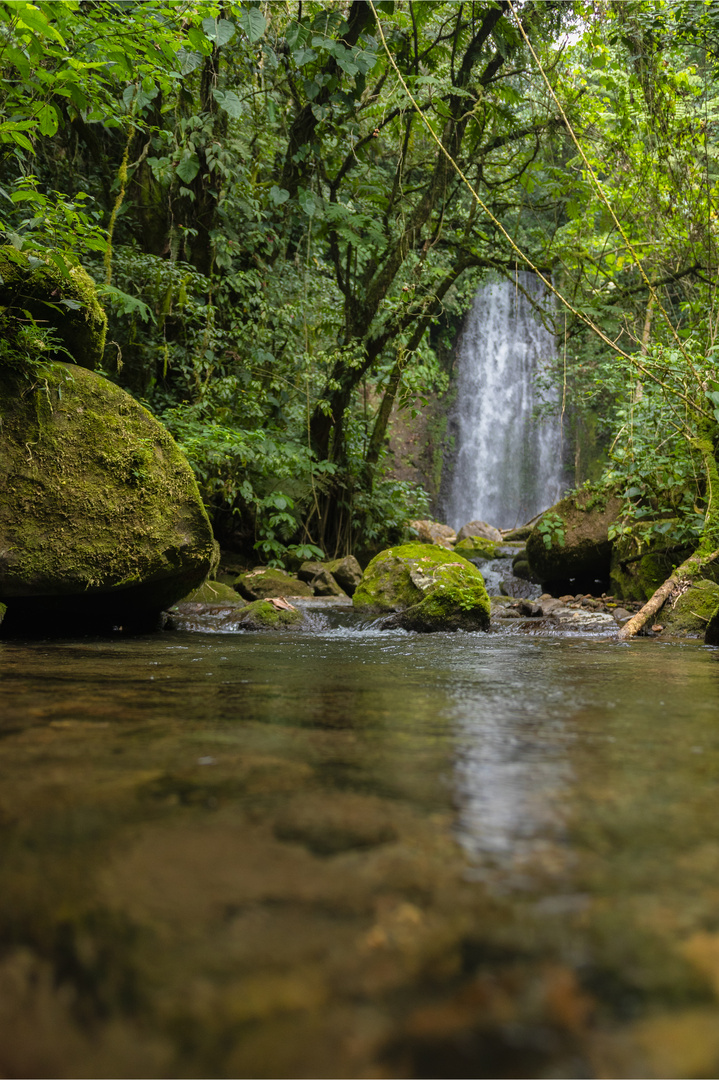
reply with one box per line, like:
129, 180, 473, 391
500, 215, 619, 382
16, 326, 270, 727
1, 627, 718, 1078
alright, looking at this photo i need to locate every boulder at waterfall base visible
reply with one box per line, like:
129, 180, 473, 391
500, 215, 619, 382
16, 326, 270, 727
454, 536, 498, 559
456, 520, 503, 543
0, 362, 215, 631
409, 520, 456, 548
526, 489, 622, 591
353, 543, 490, 631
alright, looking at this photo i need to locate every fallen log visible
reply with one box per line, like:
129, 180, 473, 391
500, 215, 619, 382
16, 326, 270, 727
618, 548, 719, 641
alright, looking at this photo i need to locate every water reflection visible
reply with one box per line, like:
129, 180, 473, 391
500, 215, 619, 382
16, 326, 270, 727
454, 705, 572, 887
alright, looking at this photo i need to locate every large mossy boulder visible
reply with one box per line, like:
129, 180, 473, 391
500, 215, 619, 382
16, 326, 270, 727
0, 247, 107, 371
526, 489, 622, 593
0, 362, 215, 631
353, 543, 490, 632
659, 579, 719, 637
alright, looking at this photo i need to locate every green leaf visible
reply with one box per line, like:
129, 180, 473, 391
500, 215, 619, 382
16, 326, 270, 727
37, 102, 58, 136
176, 149, 200, 184
238, 8, 266, 44
177, 47, 203, 75
212, 88, 242, 118
270, 185, 289, 205
202, 17, 236, 47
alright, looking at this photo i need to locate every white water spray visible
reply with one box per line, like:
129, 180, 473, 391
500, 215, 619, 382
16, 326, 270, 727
445, 272, 566, 531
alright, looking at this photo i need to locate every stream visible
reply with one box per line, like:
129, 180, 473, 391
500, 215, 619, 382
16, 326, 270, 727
2, 626, 719, 1077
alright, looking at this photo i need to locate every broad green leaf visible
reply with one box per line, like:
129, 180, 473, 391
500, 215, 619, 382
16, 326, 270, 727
238, 8, 266, 44
270, 185, 289, 205
213, 88, 242, 118
37, 102, 58, 136
177, 47, 203, 75
176, 150, 200, 184
202, 17, 236, 47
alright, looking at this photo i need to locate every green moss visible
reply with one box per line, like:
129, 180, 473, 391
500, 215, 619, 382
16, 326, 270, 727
0, 247, 107, 370
454, 536, 498, 559
234, 567, 314, 600
0, 361, 215, 614
354, 542, 490, 631
181, 580, 244, 604
353, 542, 477, 613
660, 579, 719, 637
610, 529, 692, 602
388, 581, 490, 632
237, 599, 305, 630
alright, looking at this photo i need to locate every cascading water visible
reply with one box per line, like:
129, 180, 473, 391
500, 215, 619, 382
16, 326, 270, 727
445, 272, 566, 532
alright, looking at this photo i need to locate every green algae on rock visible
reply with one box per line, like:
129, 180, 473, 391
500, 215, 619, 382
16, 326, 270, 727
659, 579, 719, 637
0, 247, 107, 371
454, 536, 498, 560
234, 567, 314, 601
353, 543, 490, 632
237, 598, 306, 630
610, 529, 692, 603
180, 580, 244, 605
0, 361, 215, 629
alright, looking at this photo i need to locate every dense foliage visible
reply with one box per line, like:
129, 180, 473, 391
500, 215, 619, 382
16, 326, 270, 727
1, 0, 718, 563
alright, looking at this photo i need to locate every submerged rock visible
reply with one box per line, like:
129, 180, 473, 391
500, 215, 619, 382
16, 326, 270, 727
0, 247, 107, 371
456, 519, 503, 543
526, 489, 622, 592
353, 543, 490, 632
0, 362, 215, 631
234, 567, 313, 600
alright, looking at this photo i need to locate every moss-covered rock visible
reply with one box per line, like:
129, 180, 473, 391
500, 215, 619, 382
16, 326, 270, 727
526, 488, 622, 591
234, 567, 314, 600
409, 519, 456, 547
180, 580, 245, 605
325, 555, 362, 595
0, 362, 215, 630
658, 579, 719, 637
0, 247, 107, 371
456, 519, 502, 543
610, 530, 692, 602
454, 536, 498, 560
236, 599, 306, 631
353, 543, 490, 632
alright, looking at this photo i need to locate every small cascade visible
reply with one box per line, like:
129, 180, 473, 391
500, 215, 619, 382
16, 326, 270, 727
445, 272, 566, 532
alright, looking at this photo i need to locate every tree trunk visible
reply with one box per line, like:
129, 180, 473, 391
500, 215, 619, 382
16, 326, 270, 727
617, 548, 719, 641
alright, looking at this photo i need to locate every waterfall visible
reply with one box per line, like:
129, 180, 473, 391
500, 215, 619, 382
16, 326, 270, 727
445, 272, 566, 532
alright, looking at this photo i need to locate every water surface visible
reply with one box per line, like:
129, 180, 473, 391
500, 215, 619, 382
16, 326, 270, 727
1, 629, 719, 1077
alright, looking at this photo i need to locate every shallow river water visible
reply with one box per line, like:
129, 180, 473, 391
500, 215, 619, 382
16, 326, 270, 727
2, 626, 719, 1078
